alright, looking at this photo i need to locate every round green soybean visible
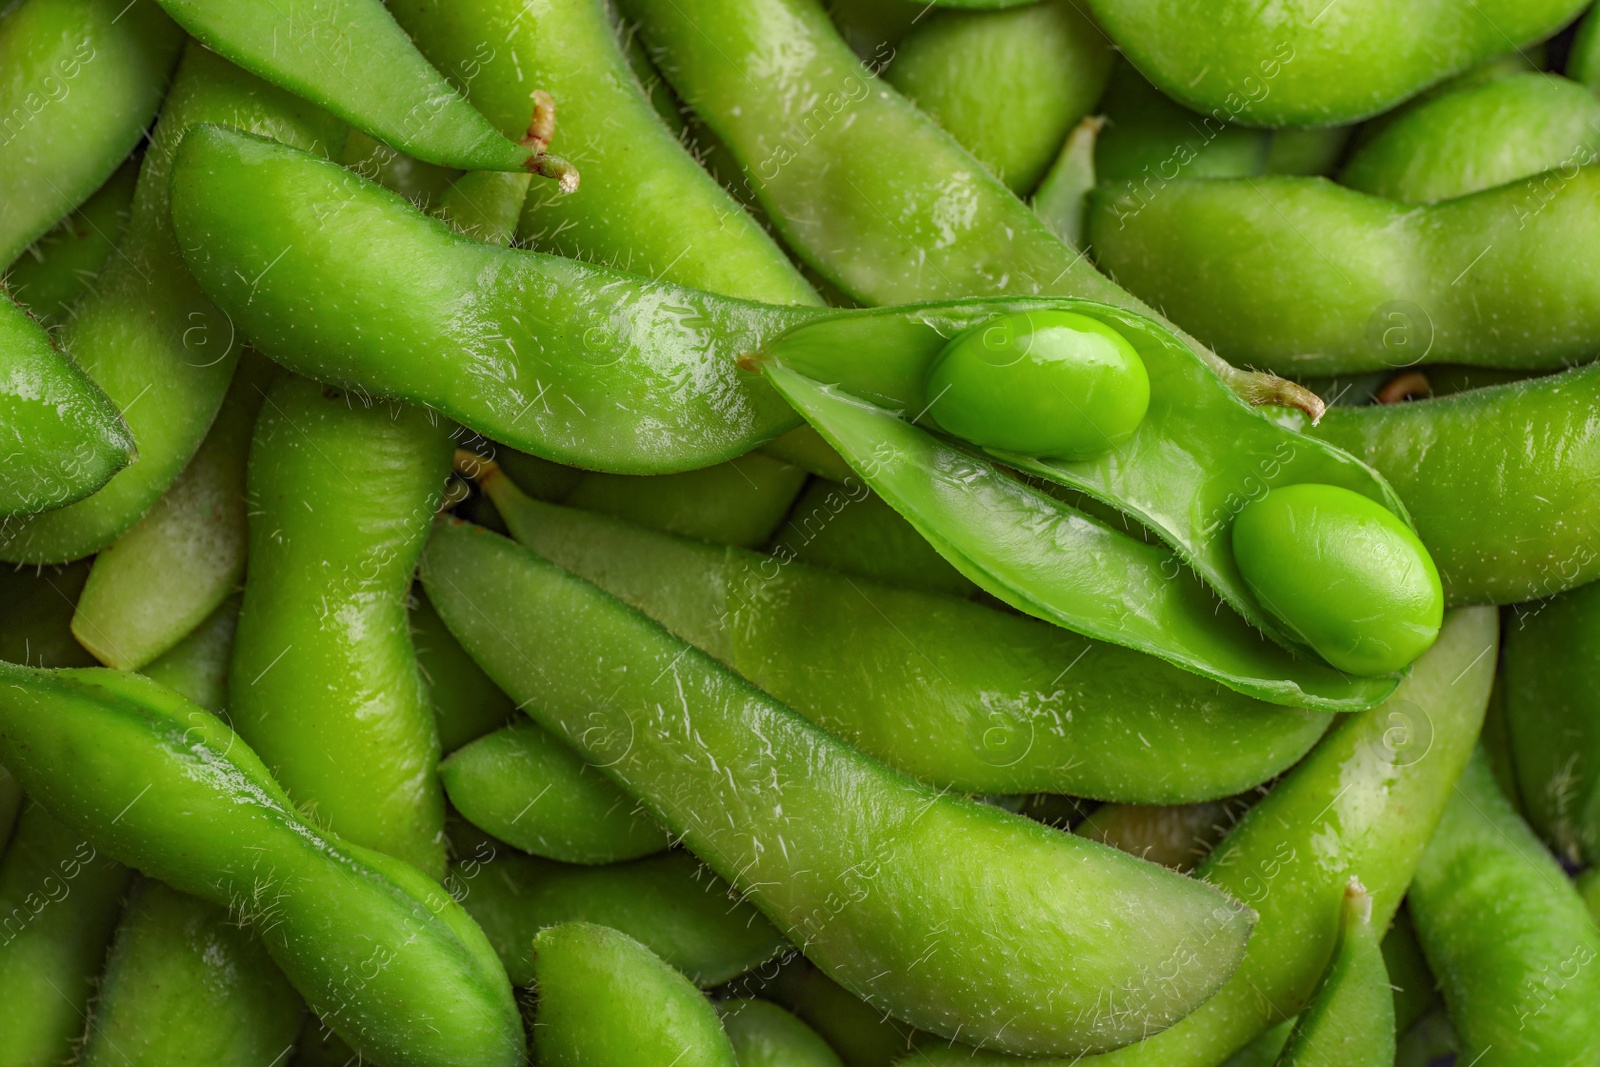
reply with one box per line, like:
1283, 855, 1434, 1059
1231, 484, 1442, 676
927, 310, 1150, 460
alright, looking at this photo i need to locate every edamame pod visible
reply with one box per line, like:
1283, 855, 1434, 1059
0, 44, 348, 564
170, 124, 814, 473
1272, 880, 1394, 1066
0, 802, 132, 1066
1075, 799, 1244, 873
0, 664, 525, 1067
1339, 73, 1600, 203
1087, 170, 1600, 374
1572, 5, 1600, 90
0, 0, 181, 266
743, 959, 927, 1067
447, 840, 786, 988
230, 375, 453, 877
1080, 0, 1583, 126
722, 1000, 846, 1067
0, 290, 132, 518
1503, 579, 1600, 863
1032, 117, 1101, 251
5, 157, 137, 326
882, 1, 1112, 195
913, 607, 1497, 1066
413, 590, 514, 753
422, 517, 1258, 1056
441, 718, 670, 863
533, 922, 738, 1067
71, 353, 275, 670
1408, 748, 1600, 1064
392, 0, 819, 307
1093, 62, 1271, 187
1382, 908, 1440, 1037
148, 0, 559, 175
480, 479, 1336, 800
138, 593, 239, 716
80, 878, 304, 1067
1307, 363, 1600, 604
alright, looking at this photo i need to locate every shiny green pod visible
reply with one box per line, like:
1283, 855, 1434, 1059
230, 375, 452, 878
0, 0, 181, 267
1086, 170, 1600, 375
170, 124, 814, 474
149, 0, 553, 174
1408, 749, 1600, 1064
1339, 73, 1600, 203
0, 45, 348, 564
1503, 579, 1600, 863
722, 1000, 846, 1067
1080, 0, 1584, 126
480, 477, 1335, 801
71, 353, 274, 670
533, 922, 738, 1067
0, 802, 132, 1067
914, 607, 1497, 1066
1272, 881, 1394, 1067
448, 841, 786, 989
5, 157, 137, 326
0, 290, 132, 518
392, 0, 819, 307
882, 0, 1112, 194
79, 878, 304, 1067
0, 664, 524, 1067
441, 719, 670, 864
422, 518, 1257, 1056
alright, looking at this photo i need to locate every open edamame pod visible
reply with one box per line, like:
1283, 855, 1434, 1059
0, 0, 182, 267
230, 375, 453, 878
1408, 748, 1600, 1064
421, 518, 1257, 1057
1272, 880, 1394, 1067
0, 664, 524, 1067
79, 878, 304, 1067
722, 999, 846, 1067
479, 479, 1336, 800
0, 291, 132, 518
0, 44, 348, 564
533, 922, 738, 1067
1087, 168, 1600, 375
170, 124, 814, 474
913, 607, 1497, 1066
1080, 0, 1584, 126
148, 0, 569, 178
447, 839, 786, 989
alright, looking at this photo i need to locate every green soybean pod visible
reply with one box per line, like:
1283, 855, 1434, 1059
413, 589, 514, 754
0, 664, 524, 1067
392, 0, 818, 307
5, 157, 137, 326
0, 0, 181, 267
0, 802, 133, 1066
138, 593, 239, 716
1503, 579, 1600, 862
1381, 907, 1439, 1037
449, 843, 786, 988
1031, 116, 1101, 250
1074, 798, 1244, 873
230, 375, 453, 878
1572, 4, 1600, 89
1080, 0, 1583, 126
1273, 880, 1394, 1067
422, 518, 1257, 1057
0, 560, 96, 669
1217, 1022, 1293, 1067
479, 477, 1335, 802
722, 1000, 846, 1067
1093, 61, 1272, 186
435, 169, 530, 247
1408, 748, 1600, 1064
747, 960, 926, 1067
79, 878, 304, 1067
1306, 364, 1600, 605
912, 607, 1497, 1067
534, 922, 738, 1067
882, 1, 1112, 195
0, 290, 132, 518
441, 719, 670, 863
170, 124, 816, 474
70, 353, 275, 670
0, 44, 348, 564
1339, 73, 1600, 203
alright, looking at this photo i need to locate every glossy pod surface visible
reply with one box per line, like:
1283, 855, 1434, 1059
0, 664, 524, 1067
422, 518, 1257, 1057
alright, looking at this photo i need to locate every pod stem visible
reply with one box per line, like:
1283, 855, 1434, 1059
522, 89, 580, 193
1227, 368, 1327, 424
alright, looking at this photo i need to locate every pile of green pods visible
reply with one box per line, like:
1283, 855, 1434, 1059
0, 0, 1596, 1064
